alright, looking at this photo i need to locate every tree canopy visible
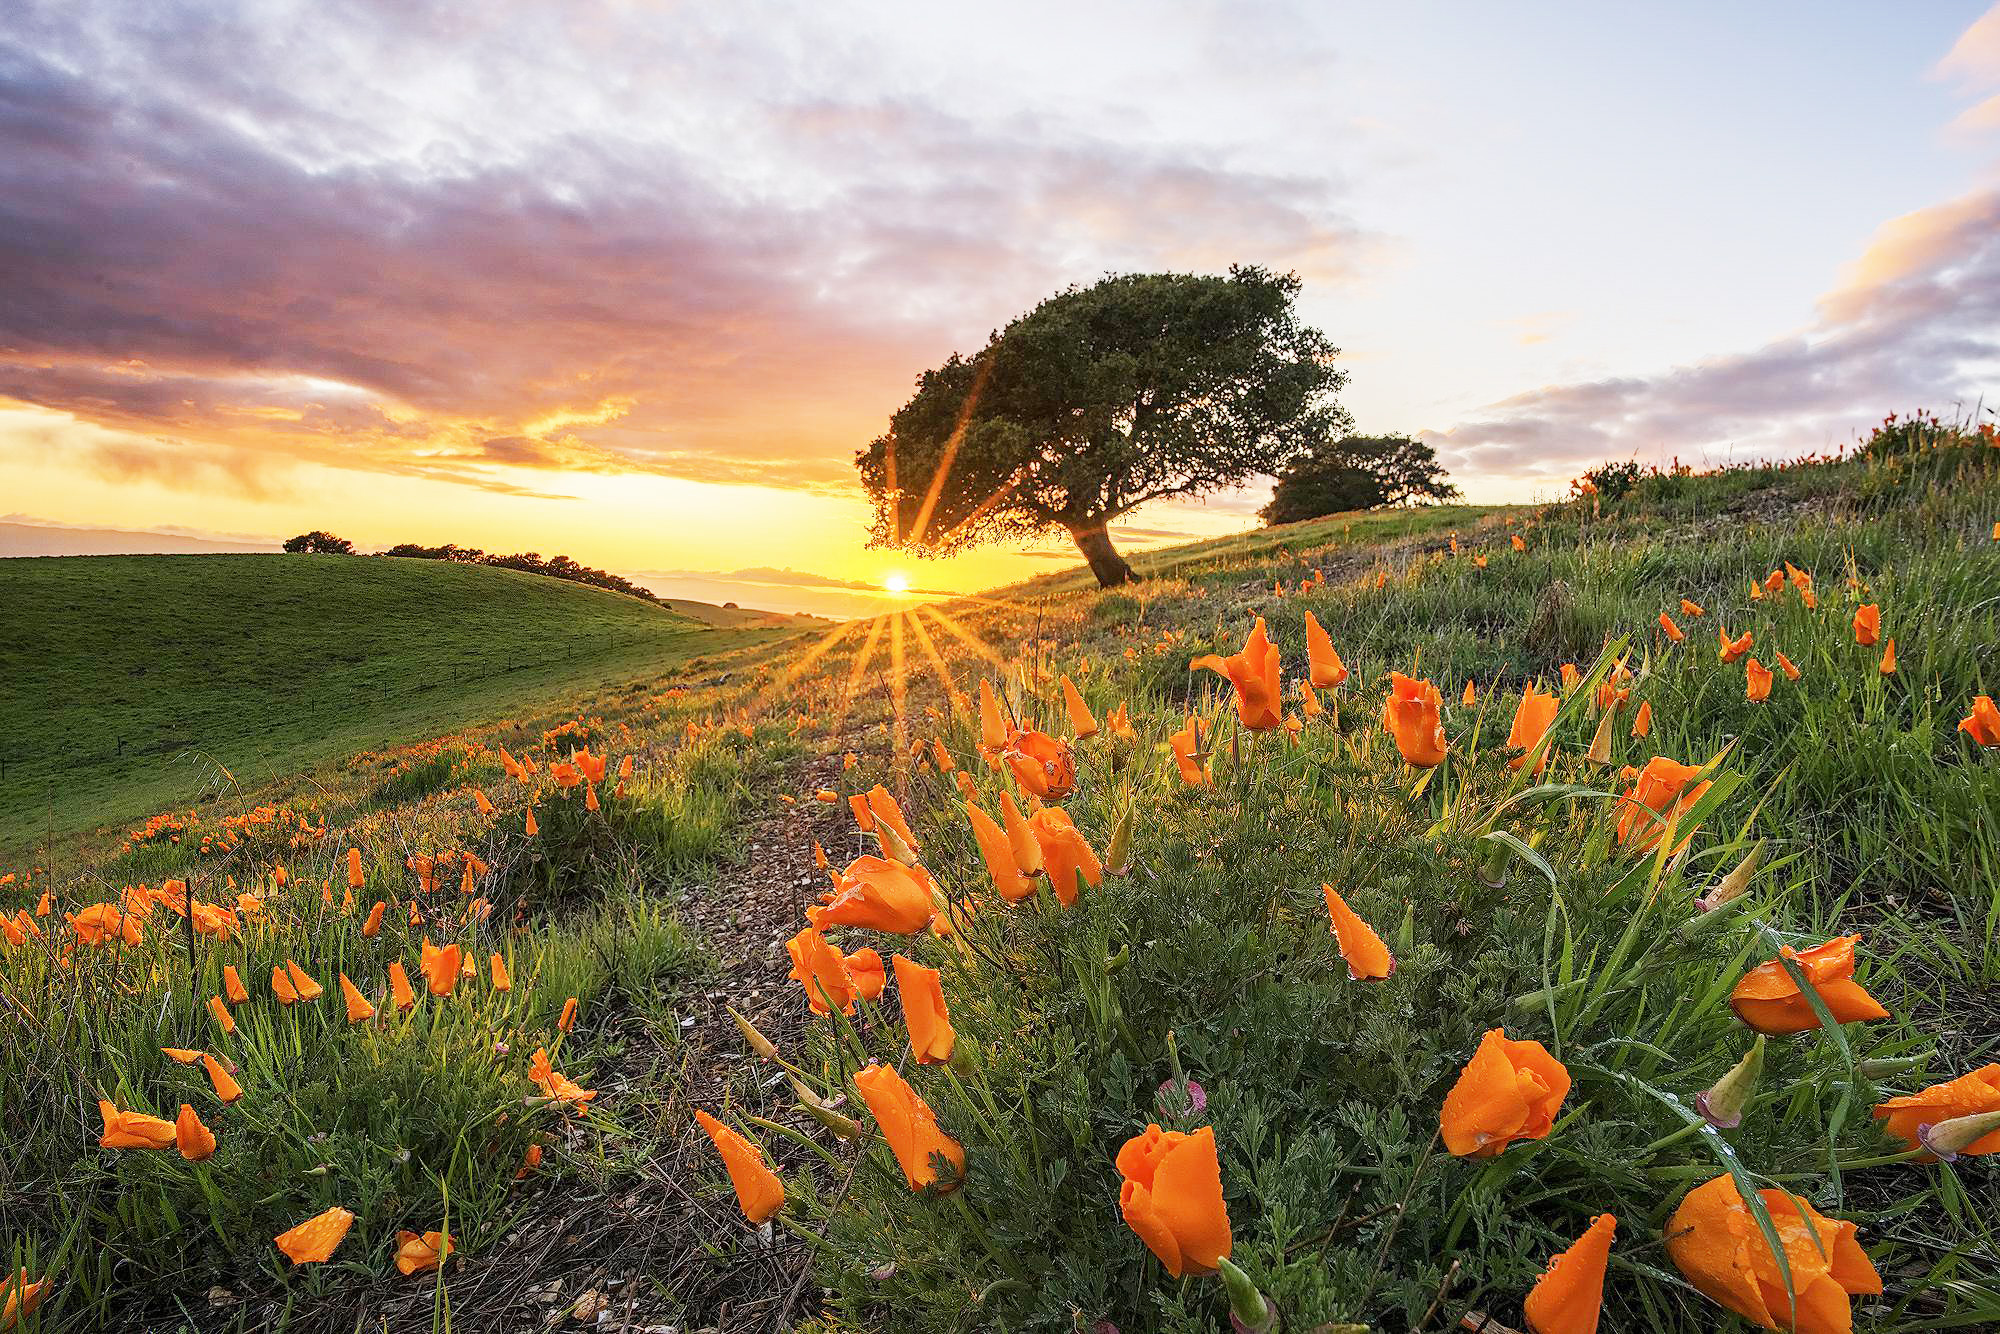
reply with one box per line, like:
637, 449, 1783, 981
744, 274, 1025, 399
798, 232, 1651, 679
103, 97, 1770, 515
282, 531, 354, 554
1260, 434, 1460, 526
856, 267, 1348, 586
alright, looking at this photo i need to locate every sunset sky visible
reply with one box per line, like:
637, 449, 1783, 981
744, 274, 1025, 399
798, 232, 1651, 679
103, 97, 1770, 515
4, 2, 1998, 617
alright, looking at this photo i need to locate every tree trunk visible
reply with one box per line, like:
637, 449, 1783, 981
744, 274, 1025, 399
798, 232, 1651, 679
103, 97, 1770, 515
1067, 521, 1140, 588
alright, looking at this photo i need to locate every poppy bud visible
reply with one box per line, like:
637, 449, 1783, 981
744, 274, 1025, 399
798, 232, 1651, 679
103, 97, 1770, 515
1583, 708, 1617, 766
1920, 1109, 2000, 1161
728, 1006, 778, 1060
1217, 1258, 1276, 1334
1696, 840, 1764, 913
1696, 1035, 1764, 1129
1105, 801, 1134, 876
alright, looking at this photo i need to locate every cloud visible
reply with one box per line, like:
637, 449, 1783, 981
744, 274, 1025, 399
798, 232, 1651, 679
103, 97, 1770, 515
0, 2, 1371, 503
1423, 182, 2000, 493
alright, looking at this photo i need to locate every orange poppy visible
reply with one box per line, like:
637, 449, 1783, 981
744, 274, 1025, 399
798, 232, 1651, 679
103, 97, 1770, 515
1679, 598, 1705, 617
222, 965, 249, 1004
420, 941, 461, 996
967, 801, 1034, 901
394, 1229, 455, 1276
1461, 679, 1476, 707
1002, 731, 1078, 801
1191, 617, 1284, 731
1297, 678, 1323, 718
787, 926, 859, 1015
1512, 534, 1527, 552
1559, 663, 1581, 693
1304, 611, 1349, 688
1774, 651, 1802, 682
1658, 613, 1685, 642
1852, 603, 1880, 646
1744, 658, 1773, 702
1717, 627, 1753, 664
98, 1099, 177, 1150
1728, 934, 1888, 1034
1630, 699, 1653, 738
346, 847, 364, 889
1169, 716, 1210, 786
527, 1047, 596, 1114
525, 809, 539, 836
388, 961, 417, 1010
846, 946, 888, 1001
1440, 1029, 1570, 1157
892, 954, 955, 1063
1, 1270, 50, 1328
694, 1110, 786, 1224
1614, 756, 1712, 852
1523, 1213, 1615, 1334
1060, 675, 1099, 738
203, 1052, 243, 1103
1382, 672, 1447, 767
1031, 807, 1103, 906
1666, 1175, 1880, 1334
275, 1206, 355, 1265
1000, 792, 1043, 874
978, 679, 1010, 753
362, 900, 385, 937
339, 973, 375, 1023
1873, 1064, 2000, 1157
270, 965, 300, 1005
1322, 884, 1393, 980
207, 995, 235, 1034
1763, 568, 1787, 593
1106, 701, 1137, 740
1506, 683, 1560, 772
175, 1103, 216, 1161
810, 856, 939, 935
1960, 696, 2000, 746
557, 996, 580, 1031
854, 1062, 963, 1191
866, 785, 924, 858
284, 959, 323, 1002
1878, 638, 1897, 675
1115, 1124, 1232, 1278
490, 953, 510, 991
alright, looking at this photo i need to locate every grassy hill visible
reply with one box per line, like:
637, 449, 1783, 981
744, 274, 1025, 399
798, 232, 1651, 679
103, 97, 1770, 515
0, 553, 788, 857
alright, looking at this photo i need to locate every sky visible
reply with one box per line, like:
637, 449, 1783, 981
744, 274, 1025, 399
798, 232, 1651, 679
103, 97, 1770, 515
2, 1, 1997, 618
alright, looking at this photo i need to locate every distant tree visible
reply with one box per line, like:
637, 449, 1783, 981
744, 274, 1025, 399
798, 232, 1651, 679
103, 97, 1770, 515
1260, 435, 1459, 525
282, 530, 355, 554
856, 267, 1349, 587
382, 541, 660, 603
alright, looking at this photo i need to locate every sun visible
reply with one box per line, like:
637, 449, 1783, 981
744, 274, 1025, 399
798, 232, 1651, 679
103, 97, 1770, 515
883, 572, 911, 595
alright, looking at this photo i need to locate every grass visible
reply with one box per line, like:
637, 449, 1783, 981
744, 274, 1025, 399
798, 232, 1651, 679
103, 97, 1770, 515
2, 419, 1996, 1332
0, 553, 788, 858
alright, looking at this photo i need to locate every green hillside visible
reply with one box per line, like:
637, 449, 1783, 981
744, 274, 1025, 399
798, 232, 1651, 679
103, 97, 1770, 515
0, 554, 788, 856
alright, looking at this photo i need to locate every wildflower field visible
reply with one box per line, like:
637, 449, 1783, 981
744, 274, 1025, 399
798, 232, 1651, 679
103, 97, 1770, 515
3, 417, 1998, 1333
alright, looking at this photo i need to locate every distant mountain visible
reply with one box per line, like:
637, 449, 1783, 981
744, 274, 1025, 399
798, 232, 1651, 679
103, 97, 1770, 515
0, 520, 279, 558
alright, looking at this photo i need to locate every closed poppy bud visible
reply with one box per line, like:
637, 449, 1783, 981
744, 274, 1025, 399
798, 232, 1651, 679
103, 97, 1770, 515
1853, 603, 1880, 646
809, 856, 939, 935
98, 1099, 177, 1149
1658, 612, 1685, 642
388, 961, 416, 1010
1507, 683, 1561, 772
1918, 1108, 2000, 1161
339, 972, 375, 1023
694, 1109, 786, 1224
524, 809, 539, 836
1667, 1175, 1880, 1333
207, 995, 236, 1033
1304, 611, 1348, 688
1523, 1213, 1615, 1334
848, 793, 874, 833
1060, 675, 1098, 738
284, 959, 323, 1001
1560, 663, 1580, 693
346, 847, 364, 889
1774, 651, 1801, 681
1749, 578, 1764, 600
1696, 1036, 1764, 1129
1697, 839, 1765, 913
1440, 1029, 1571, 1156
361, 900, 385, 937
1960, 696, 2000, 746
1105, 801, 1134, 876
1218, 1257, 1276, 1334
891, 954, 955, 1063
1382, 672, 1447, 767
1322, 884, 1393, 980
420, 941, 461, 997
1031, 806, 1102, 906
270, 965, 299, 1005
995, 790, 1043, 874
978, 679, 1009, 753
1168, 716, 1209, 785
846, 947, 888, 1001
1630, 699, 1653, 738
275, 1206, 355, 1265
1873, 1063, 2000, 1157
1728, 934, 1888, 1034
1744, 657, 1773, 702
203, 1052, 243, 1103
395, 1229, 454, 1276
967, 801, 1033, 901
222, 965, 248, 1004
1, 1270, 50, 1327
1115, 1123, 1231, 1277
728, 1005, 780, 1059
1584, 708, 1617, 765
1191, 618, 1284, 730
175, 1102, 217, 1161
1297, 678, 1323, 718
1679, 598, 1704, 617
854, 1062, 964, 1191
1878, 638, 1897, 674
557, 995, 579, 1031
